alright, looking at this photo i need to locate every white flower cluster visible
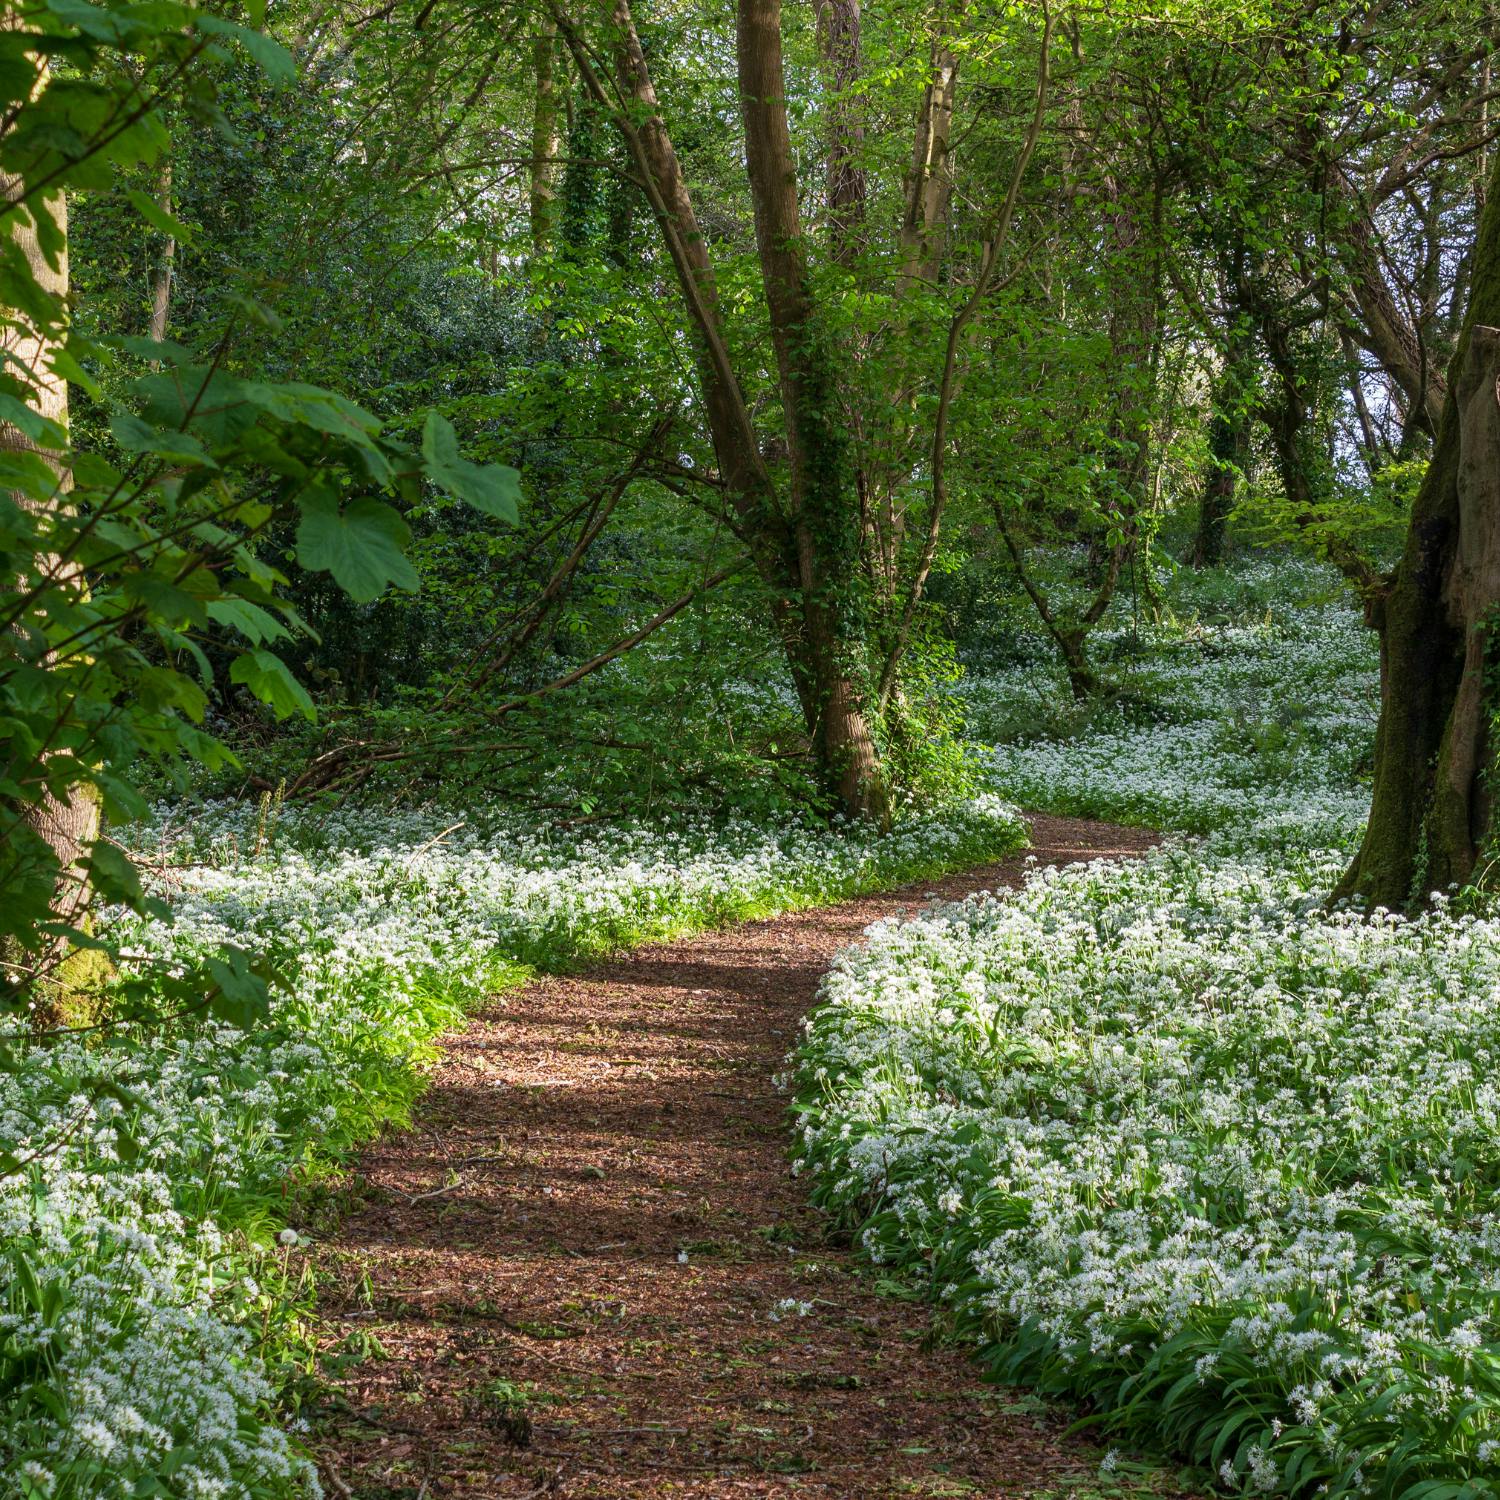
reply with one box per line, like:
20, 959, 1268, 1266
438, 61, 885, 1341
1, 794, 1027, 1495
797, 559, 1500, 1493
963, 557, 1379, 852
796, 848, 1500, 1492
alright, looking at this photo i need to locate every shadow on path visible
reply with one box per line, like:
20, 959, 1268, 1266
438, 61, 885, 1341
317, 814, 1159, 1499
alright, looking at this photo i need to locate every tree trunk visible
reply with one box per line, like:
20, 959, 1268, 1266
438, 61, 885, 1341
898, 38, 957, 291
1189, 413, 1239, 568
738, 0, 887, 822
1335, 151, 1500, 909
560, 0, 888, 820
530, 24, 563, 256
1189, 330, 1251, 568
1, 73, 103, 1007
813, 0, 864, 263
147, 157, 174, 350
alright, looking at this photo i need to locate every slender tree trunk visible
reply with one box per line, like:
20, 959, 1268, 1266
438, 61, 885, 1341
997, 506, 1119, 700
1335, 151, 1500, 909
147, 157, 174, 348
898, 38, 957, 291
814, 0, 864, 263
530, 24, 564, 255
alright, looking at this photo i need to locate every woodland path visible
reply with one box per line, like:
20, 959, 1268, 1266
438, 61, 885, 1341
318, 814, 1159, 1500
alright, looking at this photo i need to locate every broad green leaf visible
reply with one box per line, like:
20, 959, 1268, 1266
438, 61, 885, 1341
204, 948, 273, 1029
0, 392, 64, 447
421, 412, 520, 522
229, 649, 315, 721
206, 597, 291, 645
109, 409, 214, 467
295, 489, 418, 602
87, 838, 145, 907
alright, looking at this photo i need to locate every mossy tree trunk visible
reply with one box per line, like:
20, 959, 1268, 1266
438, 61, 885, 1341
1335, 152, 1500, 909
529, 25, 563, 256
1189, 324, 1252, 568
561, 0, 889, 822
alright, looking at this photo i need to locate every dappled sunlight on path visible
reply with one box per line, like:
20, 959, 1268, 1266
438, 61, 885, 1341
317, 816, 1159, 1499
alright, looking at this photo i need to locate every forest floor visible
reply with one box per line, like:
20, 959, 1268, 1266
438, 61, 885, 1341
314, 814, 1167, 1500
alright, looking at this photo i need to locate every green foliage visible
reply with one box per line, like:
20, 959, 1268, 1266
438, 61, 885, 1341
0, 1, 518, 1004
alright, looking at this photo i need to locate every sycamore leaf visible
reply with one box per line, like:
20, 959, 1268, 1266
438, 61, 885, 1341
295, 489, 418, 602
229, 649, 315, 721
0, 392, 64, 447
109, 409, 214, 467
421, 412, 520, 522
204, 947, 273, 1029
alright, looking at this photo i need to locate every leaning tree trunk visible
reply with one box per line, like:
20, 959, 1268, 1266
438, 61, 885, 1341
1335, 152, 1500, 909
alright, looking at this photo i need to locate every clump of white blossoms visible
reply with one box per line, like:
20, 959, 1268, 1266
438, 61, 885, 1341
794, 844, 1500, 1495
1, 793, 1027, 1492
768, 1298, 813, 1322
966, 555, 1379, 852
795, 560, 1500, 1497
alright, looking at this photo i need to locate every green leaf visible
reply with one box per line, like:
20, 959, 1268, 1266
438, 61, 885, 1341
206, 598, 291, 646
109, 409, 214, 467
194, 14, 295, 83
113, 1124, 141, 1163
204, 947, 273, 1030
421, 412, 520, 522
87, 838, 145, 907
295, 489, 418, 602
113, 334, 193, 366
0, 392, 64, 446
125, 189, 194, 244
229, 649, 315, 721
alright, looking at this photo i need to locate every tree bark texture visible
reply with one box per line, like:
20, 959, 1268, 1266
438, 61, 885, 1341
1336, 152, 1500, 908
147, 157, 174, 348
814, 0, 864, 263
898, 38, 957, 291
530, 25, 564, 255
737, 0, 887, 821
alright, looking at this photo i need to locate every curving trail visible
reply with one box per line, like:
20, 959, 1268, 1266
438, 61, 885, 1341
317, 814, 1158, 1499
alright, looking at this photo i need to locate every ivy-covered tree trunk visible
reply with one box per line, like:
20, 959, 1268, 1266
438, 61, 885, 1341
563, 0, 889, 822
1335, 153, 1500, 909
1190, 329, 1251, 568
738, 0, 888, 822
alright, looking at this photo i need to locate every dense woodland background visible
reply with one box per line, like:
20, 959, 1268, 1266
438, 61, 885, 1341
4, 0, 1499, 951
4, 0, 1500, 1494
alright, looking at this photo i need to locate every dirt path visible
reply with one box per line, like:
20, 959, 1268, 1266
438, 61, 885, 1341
317, 814, 1158, 1499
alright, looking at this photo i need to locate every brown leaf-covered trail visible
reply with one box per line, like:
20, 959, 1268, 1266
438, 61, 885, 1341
316, 814, 1158, 1499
